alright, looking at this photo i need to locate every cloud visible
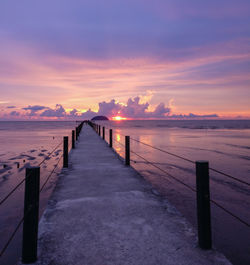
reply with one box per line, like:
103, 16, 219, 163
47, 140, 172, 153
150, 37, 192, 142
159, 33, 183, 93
10, 111, 20, 116
23, 105, 47, 111
151, 102, 171, 118
79, 109, 98, 119
6, 106, 16, 108
98, 99, 122, 117
96, 97, 171, 119
2, 96, 219, 120
40, 104, 66, 117
23, 105, 47, 116
170, 113, 218, 119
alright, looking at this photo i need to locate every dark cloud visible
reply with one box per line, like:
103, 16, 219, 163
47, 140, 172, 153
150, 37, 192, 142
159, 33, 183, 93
23, 105, 47, 111
69, 109, 78, 116
10, 111, 20, 116
40, 104, 66, 117
6, 106, 16, 109
23, 105, 47, 116
170, 113, 218, 118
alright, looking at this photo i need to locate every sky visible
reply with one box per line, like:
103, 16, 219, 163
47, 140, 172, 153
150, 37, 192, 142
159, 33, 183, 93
0, 0, 250, 120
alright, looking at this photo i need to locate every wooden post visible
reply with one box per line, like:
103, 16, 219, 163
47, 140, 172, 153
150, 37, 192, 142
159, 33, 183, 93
22, 167, 40, 264
63, 136, 68, 168
196, 161, 212, 249
102, 126, 105, 140
72, 130, 75, 149
109, 129, 113, 148
75, 127, 78, 141
125, 136, 130, 166
98, 125, 100, 136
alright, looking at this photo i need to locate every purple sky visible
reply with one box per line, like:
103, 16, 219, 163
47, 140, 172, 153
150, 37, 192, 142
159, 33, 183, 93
0, 0, 250, 119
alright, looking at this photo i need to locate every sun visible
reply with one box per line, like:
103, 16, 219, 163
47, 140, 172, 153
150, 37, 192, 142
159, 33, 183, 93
111, 116, 127, 121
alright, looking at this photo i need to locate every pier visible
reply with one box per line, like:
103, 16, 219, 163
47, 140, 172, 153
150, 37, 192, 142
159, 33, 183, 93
25, 123, 231, 265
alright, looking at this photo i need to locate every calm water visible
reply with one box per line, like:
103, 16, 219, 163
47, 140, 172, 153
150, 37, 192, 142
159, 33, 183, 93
0, 120, 250, 265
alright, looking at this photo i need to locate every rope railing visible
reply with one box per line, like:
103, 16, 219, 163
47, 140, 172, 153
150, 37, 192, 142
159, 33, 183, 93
0, 214, 25, 258
0, 141, 63, 208
0, 153, 66, 258
0, 178, 25, 207
130, 149, 250, 228
130, 138, 250, 187
38, 140, 63, 167
210, 199, 250, 228
209, 167, 250, 187
130, 138, 195, 164
130, 149, 196, 193
0, 136, 64, 168
98, 124, 250, 187
113, 138, 125, 147
40, 154, 63, 193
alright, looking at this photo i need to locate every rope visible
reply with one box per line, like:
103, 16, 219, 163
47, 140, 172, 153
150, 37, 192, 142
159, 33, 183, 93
0, 216, 24, 257
0, 140, 64, 207
129, 138, 250, 187
40, 155, 63, 192
0, 178, 25, 206
209, 167, 250, 187
113, 138, 125, 147
131, 151, 250, 228
38, 141, 63, 167
210, 199, 250, 228
130, 138, 195, 164
130, 150, 196, 192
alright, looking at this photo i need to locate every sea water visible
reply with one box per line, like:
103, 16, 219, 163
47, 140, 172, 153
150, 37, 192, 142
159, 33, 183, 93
0, 120, 249, 265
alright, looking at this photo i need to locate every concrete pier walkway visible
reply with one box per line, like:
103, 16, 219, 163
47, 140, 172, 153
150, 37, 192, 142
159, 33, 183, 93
35, 125, 231, 265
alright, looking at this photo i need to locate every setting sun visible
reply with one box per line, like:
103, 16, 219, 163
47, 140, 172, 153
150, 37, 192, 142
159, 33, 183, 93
111, 116, 127, 121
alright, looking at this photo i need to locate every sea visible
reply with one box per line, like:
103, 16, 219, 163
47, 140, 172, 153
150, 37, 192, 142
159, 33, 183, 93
0, 120, 249, 265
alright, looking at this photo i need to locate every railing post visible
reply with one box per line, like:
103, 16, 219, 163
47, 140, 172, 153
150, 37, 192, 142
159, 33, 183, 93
196, 161, 212, 249
125, 136, 130, 166
102, 126, 105, 140
109, 129, 113, 148
72, 130, 75, 149
22, 167, 40, 264
75, 127, 78, 141
63, 136, 68, 168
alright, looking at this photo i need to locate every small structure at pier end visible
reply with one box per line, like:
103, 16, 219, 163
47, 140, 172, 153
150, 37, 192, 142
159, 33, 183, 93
91, 115, 109, 121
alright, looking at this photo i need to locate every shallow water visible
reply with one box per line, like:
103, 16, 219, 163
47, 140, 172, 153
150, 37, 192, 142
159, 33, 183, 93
0, 120, 249, 265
